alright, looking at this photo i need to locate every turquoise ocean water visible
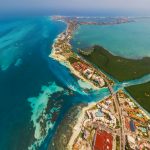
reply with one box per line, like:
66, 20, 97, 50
0, 16, 150, 150
0, 16, 113, 150
72, 18, 150, 59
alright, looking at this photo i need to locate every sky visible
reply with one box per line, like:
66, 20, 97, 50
1, 0, 150, 16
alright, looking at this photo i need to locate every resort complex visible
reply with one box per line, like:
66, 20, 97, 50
67, 91, 150, 150
50, 17, 114, 89
50, 16, 150, 150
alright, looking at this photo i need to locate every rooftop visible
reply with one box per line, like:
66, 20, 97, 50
93, 130, 113, 150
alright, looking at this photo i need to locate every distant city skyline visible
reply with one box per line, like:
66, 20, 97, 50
1, 0, 150, 16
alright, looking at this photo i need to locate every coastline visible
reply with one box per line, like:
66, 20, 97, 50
67, 102, 96, 150
48, 16, 150, 150
50, 50, 100, 90
48, 104, 88, 150
49, 19, 113, 90
49, 15, 150, 119
67, 90, 150, 149
49, 23, 99, 89
79, 45, 150, 82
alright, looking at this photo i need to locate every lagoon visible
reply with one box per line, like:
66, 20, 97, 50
72, 18, 150, 59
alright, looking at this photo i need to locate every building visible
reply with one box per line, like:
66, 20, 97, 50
93, 130, 113, 150
130, 120, 136, 132
127, 135, 136, 149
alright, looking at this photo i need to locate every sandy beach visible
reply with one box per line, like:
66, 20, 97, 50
48, 17, 150, 150
50, 49, 99, 90
67, 102, 96, 150
48, 18, 112, 90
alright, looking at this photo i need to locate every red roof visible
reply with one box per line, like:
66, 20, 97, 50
93, 130, 113, 150
125, 117, 130, 130
72, 62, 88, 72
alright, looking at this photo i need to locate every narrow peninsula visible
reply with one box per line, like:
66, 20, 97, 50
50, 17, 114, 90
49, 16, 150, 150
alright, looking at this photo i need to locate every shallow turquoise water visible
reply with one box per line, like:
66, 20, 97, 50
0, 16, 113, 150
72, 19, 150, 59
0, 17, 68, 150
0, 16, 150, 150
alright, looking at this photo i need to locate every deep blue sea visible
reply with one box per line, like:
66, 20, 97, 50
0, 17, 65, 150
0, 16, 112, 150
0, 16, 150, 150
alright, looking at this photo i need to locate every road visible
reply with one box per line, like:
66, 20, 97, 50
105, 78, 125, 150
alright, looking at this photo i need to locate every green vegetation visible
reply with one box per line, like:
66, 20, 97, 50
79, 131, 84, 138
126, 82, 150, 112
113, 100, 117, 113
80, 45, 150, 81
65, 49, 71, 53
115, 118, 120, 129
116, 135, 120, 150
68, 56, 78, 64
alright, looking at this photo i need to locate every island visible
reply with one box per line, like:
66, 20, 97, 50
49, 16, 150, 150
50, 17, 114, 90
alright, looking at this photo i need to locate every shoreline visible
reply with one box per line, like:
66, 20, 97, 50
79, 45, 150, 82
67, 90, 150, 149
78, 45, 150, 61
49, 16, 150, 149
49, 16, 150, 115
49, 19, 113, 90
49, 51, 99, 90
67, 93, 112, 149
67, 102, 97, 149
50, 15, 150, 116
